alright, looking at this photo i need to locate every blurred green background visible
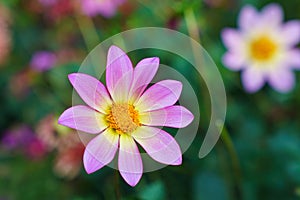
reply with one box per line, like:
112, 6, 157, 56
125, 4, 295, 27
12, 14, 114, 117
1, 0, 300, 199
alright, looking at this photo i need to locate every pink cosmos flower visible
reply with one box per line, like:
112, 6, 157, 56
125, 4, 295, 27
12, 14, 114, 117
80, 0, 125, 18
58, 45, 194, 186
221, 4, 300, 93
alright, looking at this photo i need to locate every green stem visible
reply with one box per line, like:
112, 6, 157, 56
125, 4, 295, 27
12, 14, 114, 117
184, 8, 201, 43
219, 124, 243, 200
75, 14, 99, 51
114, 170, 121, 200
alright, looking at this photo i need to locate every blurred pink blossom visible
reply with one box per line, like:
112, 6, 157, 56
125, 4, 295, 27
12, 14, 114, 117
1, 125, 47, 160
30, 51, 57, 72
2, 125, 33, 150
221, 3, 300, 93
36, 114, 84, 179
37, 0, 74, 20
80, 0, 125, 17
36, 114, 58, 151
9, 69, 35, 98
53, 133, 85, 180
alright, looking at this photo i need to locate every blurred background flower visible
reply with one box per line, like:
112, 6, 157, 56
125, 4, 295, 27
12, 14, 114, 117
53, 131, 85, 180
80, 0, 126, 17
221, 4, 300, 93
2, 125, 47, 159
30, 51, 57, 72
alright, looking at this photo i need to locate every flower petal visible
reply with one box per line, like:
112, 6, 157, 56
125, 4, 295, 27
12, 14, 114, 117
68, 73, 112, 113
286, 49, 300, 69
268, 69, 295, 93
129, 57, 159, 103
281, 21, 300, 46
221, 28, 244, 52
222, 52, 245, 71
238, 5, 258, 31
83, 150, 105, 174
118, 134, 143, 187
132, 126, 182, 165
106, 45, 133, 103
58, 105, 107, 134
84, 129, 119, 174
241, 68, 266, 93
139, 106, 194, 128
261, 3, 283, 27
135, 80, 182, 112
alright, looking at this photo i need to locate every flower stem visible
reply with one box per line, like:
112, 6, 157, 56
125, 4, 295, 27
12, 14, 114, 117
114, 170, 121, 200
218, 123, 243, 200
75, 14, 99, 51
184, 8, 201, 43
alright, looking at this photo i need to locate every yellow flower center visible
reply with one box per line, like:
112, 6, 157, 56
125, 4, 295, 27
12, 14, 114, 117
250, 36, 277, 61
106, 103, 140, 134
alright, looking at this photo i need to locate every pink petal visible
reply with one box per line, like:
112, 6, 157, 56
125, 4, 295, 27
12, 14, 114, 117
81, 0, 119, 18
222, 52, 245, 71
118, 134, 143, 187
84, 129, 119, 174
83, 150, 105, 174
281, 21, 300, 46
68, 73, 112, 113
106, 45, 133, 103
135, 80, 182, 112
139, 106, 194, 128
268, 69, 295, 93
286, 49, 300, 69
221, 28, 244, 52
58, 105, 107, 134
129, 57, 160, 103
238, 5, 258, 31
132, 126, 182, 165
241, 68, 266, 93
261, 3, 283, 27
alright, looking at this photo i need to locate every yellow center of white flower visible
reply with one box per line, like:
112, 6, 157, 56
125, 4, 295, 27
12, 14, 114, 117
106, 103, 140, 134
250, 36, 277, 62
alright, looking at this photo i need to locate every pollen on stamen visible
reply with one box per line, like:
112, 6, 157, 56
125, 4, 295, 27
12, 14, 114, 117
106, 103, 140, 134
